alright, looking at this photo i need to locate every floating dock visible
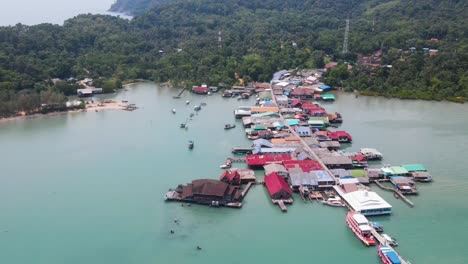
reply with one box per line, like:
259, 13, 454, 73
370, 227, 411, 264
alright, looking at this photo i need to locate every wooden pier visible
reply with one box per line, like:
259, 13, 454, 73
173, 87, 187, 98
370, 227, 411, 264
241, 181, 255, 198
373, 180, 414, 207
272, 199, 288, 212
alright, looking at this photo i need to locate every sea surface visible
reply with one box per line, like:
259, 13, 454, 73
0, 0, 129, 26
0, 83, 467, 264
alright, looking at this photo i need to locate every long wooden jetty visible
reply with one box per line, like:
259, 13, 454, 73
373, 180, 414, 207
371, 227, 411, 264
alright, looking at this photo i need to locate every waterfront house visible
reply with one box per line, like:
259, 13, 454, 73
311, 170, 335, 188
288, 167, 318, 190
330, 168, 351, 178
321, 94, 335, 101
319, 141, 341, 150
220, 170, 241, 185
381, 166, 409, 177
321, 156, 354, 169
328, 131, 352, 143
175, 179, 242, 206
283, 160, 323, 172
264, 164, 289, 178
246, 154, 292, 168
264, 172, 293, 199
390, 176, 417, 194
192, 85, 209, 94
295, 126, 312, 137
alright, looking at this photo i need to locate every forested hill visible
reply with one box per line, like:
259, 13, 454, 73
0, 0, 467, 117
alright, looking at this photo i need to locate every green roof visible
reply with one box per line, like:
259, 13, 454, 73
390, 166, 409, 175
253, 126, 267, 130
286, 119, 300, 126
401, 164, 427, 172
349, 169, 366, 177
308, 116, 330, 124
322, 94, 335, 99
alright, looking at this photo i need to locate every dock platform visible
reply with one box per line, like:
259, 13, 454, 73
373, 180, 414, 207
241, 181, 255, 198
272, 199, 293, 212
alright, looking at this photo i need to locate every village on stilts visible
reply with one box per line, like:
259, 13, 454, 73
165, 69, 433, 264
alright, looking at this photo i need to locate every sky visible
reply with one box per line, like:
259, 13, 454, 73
0, 0, 121, 26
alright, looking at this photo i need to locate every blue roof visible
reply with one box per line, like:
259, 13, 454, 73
386, 251, 401, 264
313, 170, 334, 182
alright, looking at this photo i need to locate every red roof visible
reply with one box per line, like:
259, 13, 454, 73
328, 131, 352, 140
351, 154, 366, 162
246, 154, 292, 166
325, 62, 338, 69
264, 172, 292, 196
220, 170, 240, 182
283, 160, 323, 172
192, 86, 209, 93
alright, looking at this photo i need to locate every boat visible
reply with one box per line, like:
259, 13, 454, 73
173, 96, 181, 99
370, 221, 384, 232
200, 102, 207, 106
172, 108, 176, 114
180, 123, 187, 128
382, 234, 398, 246
299, 185, 310, 198
194, 105, 201, 111
378, 245, 401, 264
309, 191, 323, 200
188, 140, 194, 149
224, 124, 236, 129
322, 197, 346, 207
346, 211, 377, 246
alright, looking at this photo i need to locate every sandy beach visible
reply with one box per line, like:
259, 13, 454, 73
0, 101, 129, 123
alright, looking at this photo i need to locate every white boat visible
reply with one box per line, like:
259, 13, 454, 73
382, 234, 398, 246
322, 197, 346, 207
172, 108, 176, 113
186, 100, 190, 105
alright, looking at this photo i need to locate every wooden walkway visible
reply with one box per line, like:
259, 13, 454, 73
241, 181, 255, 198
270, 89, 338, 185
370, 227, 411, 264
373, 180, 414, 207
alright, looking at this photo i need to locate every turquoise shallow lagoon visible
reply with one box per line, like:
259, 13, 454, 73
1, 83, 467, 263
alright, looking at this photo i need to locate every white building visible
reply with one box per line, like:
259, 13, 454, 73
334, 187, 392, 216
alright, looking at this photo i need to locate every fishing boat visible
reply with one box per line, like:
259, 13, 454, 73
224, 124, 236, 129
370, 221, 384, 232
180, 123, 187, 128
194, 105, 201, 111
188, 140, 194, 149
346, 211, 377, 246
172, 108, 176, 114
322, 197, 346, 207
382, 234, 398, 246
378, 245, 401, 264
186, 100, 190, 105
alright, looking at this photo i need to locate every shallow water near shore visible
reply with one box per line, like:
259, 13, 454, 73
0, 83, 467, 264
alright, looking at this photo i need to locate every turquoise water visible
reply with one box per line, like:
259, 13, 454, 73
0, 83, 467, 263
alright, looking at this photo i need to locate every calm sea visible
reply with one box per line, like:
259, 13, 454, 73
0, 0, 128, 26
0, 83, 467, 263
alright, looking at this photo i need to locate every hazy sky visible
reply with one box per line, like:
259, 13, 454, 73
0, 0, 117, 26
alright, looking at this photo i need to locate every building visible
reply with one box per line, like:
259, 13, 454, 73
328, 131, 352, 143
334, 188, 392, 216
311, 170, 335, 188
264, 164, 289, 178
246, 154, 292, 168
283, 160, 323, 172
276, 95, 289, 108
77, 88, 103, 97
175, 179, 242, 206
321, 156, 354, 169
264, 172, 293, 199
220, 170, 241, 185
192, 85, 209, 94
381, 166, 409, 177
295, 126, 312, 137
288, 168, 318, 190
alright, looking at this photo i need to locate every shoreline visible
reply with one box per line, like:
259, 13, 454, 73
0, 102, 128, 124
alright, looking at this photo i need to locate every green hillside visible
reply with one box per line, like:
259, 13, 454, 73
0, 0, 467, 117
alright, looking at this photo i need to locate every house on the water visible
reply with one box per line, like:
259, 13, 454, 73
264, 172, 293, 200
192, 85, 209, 94
220, 170, 241, 185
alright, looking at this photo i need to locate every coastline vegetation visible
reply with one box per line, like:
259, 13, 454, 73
0, 0, 467, 117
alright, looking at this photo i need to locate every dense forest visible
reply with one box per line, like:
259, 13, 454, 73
0, 0, 467, 117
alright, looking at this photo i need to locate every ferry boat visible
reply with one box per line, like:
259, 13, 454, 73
346, 211, 377, 246
378, 245, 401, 264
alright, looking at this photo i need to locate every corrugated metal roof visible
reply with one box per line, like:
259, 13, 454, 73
401, 164, 427, 172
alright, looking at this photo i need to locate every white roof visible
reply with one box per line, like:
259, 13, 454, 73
359, 225, 371, 232
360, 148, 382, 155
276, 81, 289, 87
339, 178, 359, 185
352, 213, 369, 225
342, 190, 392, 212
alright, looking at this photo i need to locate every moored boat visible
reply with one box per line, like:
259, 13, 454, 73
322, 197, 346, 207
172, 108, 176, 113
188, 140, 194, 149
382, 234, 398, 246
224, 124, 236, 129
370, 221, 384, 232
378, 245, 401, 264
346, 211, 377, 246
